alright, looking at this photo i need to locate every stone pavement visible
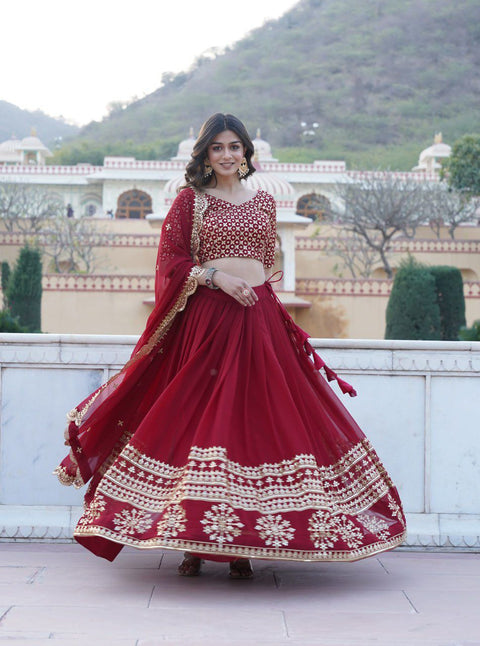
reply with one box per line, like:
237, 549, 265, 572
0, 543, 479, 645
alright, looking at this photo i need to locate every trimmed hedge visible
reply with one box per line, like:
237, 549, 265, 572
385, 259, 466, 340
5, 245, 42, 333
429, 266, 466, 340
1, 261, 10, 308
385, 258, 441, 340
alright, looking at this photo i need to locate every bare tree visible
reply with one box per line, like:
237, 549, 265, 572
323, 229, 380, 278
39, 216, 102, 273
428, 185, 478, 240
326, 174, 435, 278
0, 182, 63, 233
0, 182, 105, 273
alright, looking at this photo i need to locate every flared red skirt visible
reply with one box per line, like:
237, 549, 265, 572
74, 283, 406, 561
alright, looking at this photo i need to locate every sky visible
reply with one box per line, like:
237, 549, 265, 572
1, 0, 298, 126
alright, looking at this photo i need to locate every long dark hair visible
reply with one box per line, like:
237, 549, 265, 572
181, 113, 256, 190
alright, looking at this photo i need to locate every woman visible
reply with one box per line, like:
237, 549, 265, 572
55, 113, 406, 579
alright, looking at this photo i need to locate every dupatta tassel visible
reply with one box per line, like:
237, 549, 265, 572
265, 281, 357, 398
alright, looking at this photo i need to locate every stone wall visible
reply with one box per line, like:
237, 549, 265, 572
0, 334, 479, 549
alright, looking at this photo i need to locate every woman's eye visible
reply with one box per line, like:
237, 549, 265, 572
231, 145, 240, 150
211, 146, 222, 152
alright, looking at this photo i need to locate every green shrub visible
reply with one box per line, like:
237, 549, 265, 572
6, 245, 42, 333
458, 320, 480, 341
385, 258, 441, 340
429, 266, 466, 340
0, 310, 27, 333
1, 261, 10, 308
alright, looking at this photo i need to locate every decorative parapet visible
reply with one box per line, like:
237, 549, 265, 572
4, 231, 480, 253
311, 338, 480, 374
296, 277, 480, 298
43, 274, 154, 292
0, 160, 439, 180
395, 238, 480, 254
464, 282, 480, 298
296, 236, 480, 254
296, 277, 393, 296
103, 158, 187, 171
347, 170, 439, 182
0, 231, 159, 248
259, 161, 347, 173
0, 164, 99, 175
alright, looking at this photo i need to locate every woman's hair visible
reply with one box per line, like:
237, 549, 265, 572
181, 113, 256, 190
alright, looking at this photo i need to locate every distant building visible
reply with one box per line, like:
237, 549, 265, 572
0, 130, 52, 166
1, 129, 478, 339
412, 133, 452, 174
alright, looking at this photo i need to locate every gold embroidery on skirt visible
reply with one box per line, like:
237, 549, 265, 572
93, 440, 396, 518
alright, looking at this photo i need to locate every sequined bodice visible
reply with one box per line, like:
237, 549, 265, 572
197, 190, 277, 268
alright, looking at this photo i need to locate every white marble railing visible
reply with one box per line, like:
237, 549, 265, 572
0, 334, 479, 550
296, 235, 480, 254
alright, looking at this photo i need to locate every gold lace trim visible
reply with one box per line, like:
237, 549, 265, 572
74, 525, 406, 563
53, 464, 84, 489
67, 190, 208, 431
95, 440, 398, 519
191, 189, 207, 260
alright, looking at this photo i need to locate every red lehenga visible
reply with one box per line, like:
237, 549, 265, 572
55, 188, 406, 562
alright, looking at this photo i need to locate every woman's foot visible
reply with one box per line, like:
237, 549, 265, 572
229, 558, 254, 579
178, 552, 203, 576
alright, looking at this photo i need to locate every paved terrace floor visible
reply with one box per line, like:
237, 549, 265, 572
0, 543, 479, 645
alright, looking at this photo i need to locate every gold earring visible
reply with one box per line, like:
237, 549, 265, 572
238, 157, 249, 178
203, 161, 213, 178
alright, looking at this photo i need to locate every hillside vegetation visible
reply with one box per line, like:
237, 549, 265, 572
0, 101, 79, 146
62, 0, 480, 169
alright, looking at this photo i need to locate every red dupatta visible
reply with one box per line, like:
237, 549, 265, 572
54, 188, 207, 492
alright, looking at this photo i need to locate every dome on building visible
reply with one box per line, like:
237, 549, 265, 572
163, 175, 185, 195
0, 130, 52, 165
246, 171, 294, 202
0, 136, 21, 153
171, 127, 196, 161
18, 134, 51, 153
252, 129, 278, 163
413, 133, 451, 173
163, 170, 295, 205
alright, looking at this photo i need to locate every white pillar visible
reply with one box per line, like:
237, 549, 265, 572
278, 226, 296, 291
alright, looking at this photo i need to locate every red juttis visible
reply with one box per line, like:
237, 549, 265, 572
55, 188, 406, 562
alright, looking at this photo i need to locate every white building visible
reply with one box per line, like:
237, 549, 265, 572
0, 131, 52, 166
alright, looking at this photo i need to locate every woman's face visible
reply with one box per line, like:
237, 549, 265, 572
206, 129, 246, 178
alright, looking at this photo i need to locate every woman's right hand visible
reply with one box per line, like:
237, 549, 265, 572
212, 271, 258, 307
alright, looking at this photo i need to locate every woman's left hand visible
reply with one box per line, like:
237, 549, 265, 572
211, 271, 259, 307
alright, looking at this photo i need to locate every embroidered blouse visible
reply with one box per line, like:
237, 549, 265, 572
197, 190, 277, 269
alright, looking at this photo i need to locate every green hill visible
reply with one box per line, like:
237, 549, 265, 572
62, 0, 480, 170
0, 100, 79, 147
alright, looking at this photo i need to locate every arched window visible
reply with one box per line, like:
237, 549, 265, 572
81, 193, 102, 217
296, 193, 330, 221
116, 189, 153, 219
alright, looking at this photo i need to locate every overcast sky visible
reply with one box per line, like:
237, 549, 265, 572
1, 0, 298, 126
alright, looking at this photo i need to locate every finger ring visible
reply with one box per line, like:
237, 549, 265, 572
242, 289, 250, 297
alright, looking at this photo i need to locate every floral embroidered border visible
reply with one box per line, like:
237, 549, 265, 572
75, 523, 406, 563
95, 440, 393, 517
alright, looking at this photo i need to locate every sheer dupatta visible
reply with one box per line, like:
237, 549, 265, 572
54, 188, 207, 493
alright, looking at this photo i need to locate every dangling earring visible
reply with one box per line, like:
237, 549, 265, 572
203, 161, 213, 178
238, 157, 249, 178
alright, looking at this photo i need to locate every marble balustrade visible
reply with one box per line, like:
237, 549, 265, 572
0, 334, 479, 550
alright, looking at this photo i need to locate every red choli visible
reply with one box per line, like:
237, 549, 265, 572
198, 190, 277, 269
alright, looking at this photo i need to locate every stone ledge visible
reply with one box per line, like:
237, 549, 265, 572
1, 507, 480, 552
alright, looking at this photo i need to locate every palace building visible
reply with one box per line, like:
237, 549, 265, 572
0, 131, 478, 338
